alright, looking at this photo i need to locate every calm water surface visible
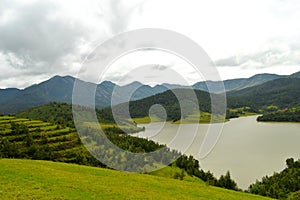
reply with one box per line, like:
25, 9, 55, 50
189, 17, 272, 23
133, 115, 300, 189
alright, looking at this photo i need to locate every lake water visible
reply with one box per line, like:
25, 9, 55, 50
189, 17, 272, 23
133, 115, 300, 189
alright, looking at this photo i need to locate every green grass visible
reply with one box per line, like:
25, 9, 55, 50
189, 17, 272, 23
228, 107, 258, 118
133, 112, 227, 125
238, 112, 258, 117
133, 116, 161, 124
83, 121, 143, 132
149, 165, 202, 183
0, 159, 272, 200
173, 112, 227, 124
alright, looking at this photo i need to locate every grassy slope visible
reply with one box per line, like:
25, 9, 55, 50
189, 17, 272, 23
0, 159, 272, 200
133, 112, 228, 124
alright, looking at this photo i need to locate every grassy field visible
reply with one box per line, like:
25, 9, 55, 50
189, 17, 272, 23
83, 121, 143, 133
133, 112, 227, 124
133, 116, 161, 124
228, 107, 258, 117
0, 159, 273, 200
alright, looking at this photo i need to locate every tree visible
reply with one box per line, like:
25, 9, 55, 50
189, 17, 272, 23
286, 158, 295, 169
217, 171, 238, 190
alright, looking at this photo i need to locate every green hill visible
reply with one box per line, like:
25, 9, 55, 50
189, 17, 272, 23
101, 89, 222, 123
228, 78, 300, 111
0, 159, 272, 200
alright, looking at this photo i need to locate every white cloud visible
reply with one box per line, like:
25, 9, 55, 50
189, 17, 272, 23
0, 0, 145, 88
101, 50, 203, 86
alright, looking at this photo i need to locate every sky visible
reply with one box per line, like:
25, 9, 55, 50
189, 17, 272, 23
0, 0, 300, 88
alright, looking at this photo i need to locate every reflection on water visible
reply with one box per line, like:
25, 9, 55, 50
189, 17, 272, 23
133, 115, 300, 189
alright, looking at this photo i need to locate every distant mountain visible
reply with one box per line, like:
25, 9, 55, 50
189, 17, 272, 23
115, 82, 168, 103
193, 73, 285, 92
0, 71, 299, 114
290, 71, 300, 78
0, 88, 20, 103
0, 76, 76, 114
0, 76, 169, 114
227, 78, 300, 110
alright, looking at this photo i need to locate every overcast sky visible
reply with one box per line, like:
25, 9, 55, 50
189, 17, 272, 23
0, 0, 300, 88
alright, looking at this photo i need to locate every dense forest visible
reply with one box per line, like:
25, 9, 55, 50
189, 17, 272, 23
248, 158, 300, 199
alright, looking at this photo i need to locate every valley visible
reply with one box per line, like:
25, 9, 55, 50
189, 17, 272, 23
0, 71, 300, 199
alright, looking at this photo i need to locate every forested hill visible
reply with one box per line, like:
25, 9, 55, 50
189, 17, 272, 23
100, 89, 215, 122
227, 78, 300, 111
257, 106, 300, 122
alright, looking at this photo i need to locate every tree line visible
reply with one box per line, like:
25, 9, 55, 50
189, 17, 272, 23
248, 158, 300, 199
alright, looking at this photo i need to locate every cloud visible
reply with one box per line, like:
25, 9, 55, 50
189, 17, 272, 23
151, 64, 168, 71
0, 0, 144, 88
0, 1, 88, 67
214, 56, 239, 67
215, 39, 300, 69
101, 0, 145, 35
0, 0, 92, 89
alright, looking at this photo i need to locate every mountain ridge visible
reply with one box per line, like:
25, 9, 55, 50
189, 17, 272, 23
0, 71, 299, 114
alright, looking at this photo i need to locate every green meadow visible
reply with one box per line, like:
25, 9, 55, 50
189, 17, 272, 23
0, 159, 272, 200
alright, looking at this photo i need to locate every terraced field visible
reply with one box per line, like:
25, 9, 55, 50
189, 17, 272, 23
0, 116, 96, 165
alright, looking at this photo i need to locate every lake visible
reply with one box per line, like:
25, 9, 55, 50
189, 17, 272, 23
133, 115, 300, 189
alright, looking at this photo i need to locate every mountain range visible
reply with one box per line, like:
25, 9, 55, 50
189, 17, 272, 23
0, 71, 299, 114
101, 77, 300, 122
